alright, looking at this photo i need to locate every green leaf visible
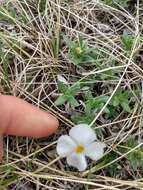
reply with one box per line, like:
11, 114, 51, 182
95, 95, 109, 102
58, 82, 68, 93
120, 101, 131, 113
107, 105, 118, 117
112, 96, 120, 107
71, 113, 94, 125
85, 91, 93, 100
104, 107, 110, 114
103, 151, 119, 176
70, 83, 80, 96
121, 34, 134, 50
69, 97, 79, 108
55, 95, 67, 106
121, 138, 143, 171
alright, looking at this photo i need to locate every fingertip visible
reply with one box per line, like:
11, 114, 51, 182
49, 114, 59, 132
34, 112, 59, 138
43, 112, 59, 135
0, 95, 59, 138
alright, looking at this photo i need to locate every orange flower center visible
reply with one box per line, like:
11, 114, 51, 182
75, 145, 85, 153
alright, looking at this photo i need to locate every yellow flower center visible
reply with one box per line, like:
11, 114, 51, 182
75, 47, 82, 55
75, 145, 85, 153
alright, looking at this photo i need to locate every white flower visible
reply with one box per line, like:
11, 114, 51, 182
57, 75, 68, 85
56, 124, 106, 171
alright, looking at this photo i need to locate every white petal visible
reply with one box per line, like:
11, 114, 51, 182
56, 135, 76, 157
67, 153, 87, 171
85, 141, 106, 161
69, 124, 97, 145
57, 75, 68, 84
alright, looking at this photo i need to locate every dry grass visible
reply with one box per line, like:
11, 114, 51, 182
0, 0, 143, 189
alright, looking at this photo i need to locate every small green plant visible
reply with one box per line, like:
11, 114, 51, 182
103, 151, 120, 176
71, 88, 133, 126
55, 81, 80, 109
71, 91, 110, 126
85, 94, 110, 114
122, 138, 143, 172
121, 33, 134, 51
111, 88, 133, 113
65, 36, 98, 66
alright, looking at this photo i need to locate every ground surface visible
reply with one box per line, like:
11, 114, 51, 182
0, 0, 143, 189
